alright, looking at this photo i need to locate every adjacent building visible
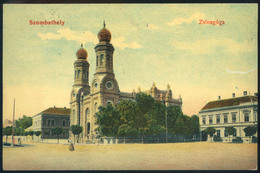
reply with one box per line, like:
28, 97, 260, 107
70, 22, 183, 143
199, 92, 258, 143
29, 107, 70, 139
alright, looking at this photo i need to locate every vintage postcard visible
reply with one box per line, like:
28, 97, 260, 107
2, 4, 258, 171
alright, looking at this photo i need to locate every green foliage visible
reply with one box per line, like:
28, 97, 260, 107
94, 92, 198, 140
232, 137, 243, 143
243, 126, 257, 143
24, 131, 29, 136
4, 126, 13, 136
70, 125, 83, 136
70, 125, 83, 144
96, 104, 120, 137
204, 127, 216, 137
225, 126, 236, 136
15, 115, 32, 129
52, 127, 63, 143
213, 135, 223, 142
3, 126, 13, 143
190, 115, 200, 135
174, 115, 191, 136
243, 126, 257, 137
15, 127, 25, 136
35, 131, 41, 136
28, 130, 34, 136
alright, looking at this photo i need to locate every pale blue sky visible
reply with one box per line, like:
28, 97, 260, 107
3, 4, 258, 120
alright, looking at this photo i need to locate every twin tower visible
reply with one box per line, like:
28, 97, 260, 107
70, 22, 183, 143
70, 22, 120, 142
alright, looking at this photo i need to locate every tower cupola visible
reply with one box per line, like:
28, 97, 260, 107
76, 44, 88, 60
98, 21, 111, 43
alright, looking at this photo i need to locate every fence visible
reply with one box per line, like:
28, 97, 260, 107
98, 134, 200, 144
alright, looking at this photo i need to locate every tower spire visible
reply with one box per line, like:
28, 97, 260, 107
103, 20, 106, 28
81, 43, 83, 48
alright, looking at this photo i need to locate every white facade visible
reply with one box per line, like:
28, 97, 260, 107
199, 95, 258, 143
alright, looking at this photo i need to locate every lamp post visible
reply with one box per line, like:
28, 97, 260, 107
163, 100, 168, 143
165, 106, 168, 143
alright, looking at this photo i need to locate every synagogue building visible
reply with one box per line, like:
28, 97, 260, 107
70, 22, 182, 143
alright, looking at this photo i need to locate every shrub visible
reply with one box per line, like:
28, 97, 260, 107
252, 136, 258, 143
213, 135, 223, 142
232, 137, 243, 143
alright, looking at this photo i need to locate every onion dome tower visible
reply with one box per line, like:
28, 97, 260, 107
74, 44, 90, 87
94, 21, 114, 74
70, 44, 90, 126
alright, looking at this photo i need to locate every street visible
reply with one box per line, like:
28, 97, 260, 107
3, 141, 257, 170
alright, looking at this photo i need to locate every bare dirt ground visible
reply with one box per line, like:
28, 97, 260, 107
3, 141, 257, 170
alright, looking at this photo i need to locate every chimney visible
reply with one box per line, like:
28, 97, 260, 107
254, 93, 258, 97
232, 93, 235, 98
218, 96, 221, 100
243, 91, 247, 96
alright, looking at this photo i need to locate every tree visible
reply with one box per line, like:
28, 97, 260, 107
70, 125, 83, 144
52, 127, 63, 144
225, 127, 236, 142
204, 127, 216, 142
3, 126, 13, 144
190, 115, 200, 137
35, 131, 42, 142
15, 115, 32, 129
95, 104, 120, 138
174, 115, 191, 141
135, 93, 155, 142
29, 131, 35, 140
243, 126, 257, 143
15, 127, 25, 143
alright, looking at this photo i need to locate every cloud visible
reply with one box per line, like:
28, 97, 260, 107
38, 28, 141, 50
226, 68, 256, 74
38, 28, 97, 44
172, 38, 255, 54
167, 13, 205, 26
113, 37, 142, 50
145, 24, 159, 30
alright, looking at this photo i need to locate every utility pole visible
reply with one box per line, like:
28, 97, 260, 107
165, 106, 168, 143
11, 98, 15, 147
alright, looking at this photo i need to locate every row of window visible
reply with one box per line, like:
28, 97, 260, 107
215, 129, 237, 137
74, 70, 88, 80
202, 113, 250, 125
96, 54, 112, 67
46, 119, 69, 127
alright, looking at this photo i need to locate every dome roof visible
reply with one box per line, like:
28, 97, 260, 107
76, 44, 88, 60
98, 21, 111, 42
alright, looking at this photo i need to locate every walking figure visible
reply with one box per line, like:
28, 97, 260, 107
69, 142, 74, 151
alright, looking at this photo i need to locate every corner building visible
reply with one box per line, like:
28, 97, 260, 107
70, 23, 182, 143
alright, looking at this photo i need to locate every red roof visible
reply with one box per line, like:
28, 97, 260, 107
201, 95, 257, 111
40, 107, 71, 115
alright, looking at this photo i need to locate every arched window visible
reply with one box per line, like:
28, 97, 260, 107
107, 101, 113, 106
73, 109, 76, 124
244, 112, 249, 122
74, 70, 76, 79
96, 55, 99, 66
100, 54, 104, 65
95, 103, 98, 113
85, 108, 90, 121
87, 122, 91, 134
77, 70, 81, 79
85, 108, 90, 135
